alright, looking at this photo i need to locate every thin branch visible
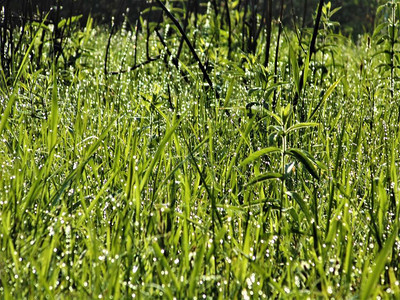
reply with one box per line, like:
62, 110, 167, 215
155, 0, 216, 99
108, 56, 161, 75
154, 28, 189, 83
104, 19, 117, 77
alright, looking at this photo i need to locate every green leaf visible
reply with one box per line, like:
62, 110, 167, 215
360, 225, 399, 300
140, 120, 181, 191
376, 35, 389, 45
289, 46, 300, 94
58, 19, 67, 29
376, 4, 387, 15
373, 22, 389, 39
268, 125, 284, 135
302, 49, 310, 90
268, 132, 280, 145
48, 63, 59, 155
329, 6, 341, 16
308, 77, 342, 120
249, 87, 262, 95
282, 103, 292, 125
285, 161, 295, 176
246, 172, 283, 186
240, 147, 281, 167
286, 122, 319, 134
286, 148, 320, 180
286, 191, 312, 224
267, 111, 283, 125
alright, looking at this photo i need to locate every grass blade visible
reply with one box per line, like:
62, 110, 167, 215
286, 191, 312, 224
308, 77, 342, 120
140, 120, 181, 191
286, 148, 320, 180
246, 172, 283, 186
286, 122, 319, 134
240, 147, 281, 167
360, 225, 398, 300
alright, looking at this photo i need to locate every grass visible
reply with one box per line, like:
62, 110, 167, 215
1, 2, 400, 299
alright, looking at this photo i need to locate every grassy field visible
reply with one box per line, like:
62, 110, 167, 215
1, 1, 400, 299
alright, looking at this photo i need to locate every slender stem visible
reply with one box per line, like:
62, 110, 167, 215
276, 132, 287, 260
273, 0, 285, 110
224, 0, 232, 58
309, 0, 324, 58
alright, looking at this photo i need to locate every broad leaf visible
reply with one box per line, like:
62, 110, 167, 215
287, 122, 319, 134
240, 147, 281, 167
286, 148, 320, 180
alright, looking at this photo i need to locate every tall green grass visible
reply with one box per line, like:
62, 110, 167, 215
0, 2, 400, 299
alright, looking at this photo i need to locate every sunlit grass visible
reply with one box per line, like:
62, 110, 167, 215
1, 4, 400, 298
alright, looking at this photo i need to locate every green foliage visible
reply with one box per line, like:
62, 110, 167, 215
0, 2, 400, 299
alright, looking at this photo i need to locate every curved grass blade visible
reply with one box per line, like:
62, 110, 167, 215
140, 120, 181, 191
286, 122, 319, 134
286, 148, 320, 180
246, 172, 283, 186
285, 161, 295, 177
155, 137, 209, 196
267, 111, 283, 125
308, 77, 342, 120
240, 147, 281, 167
225, 118, 255, 180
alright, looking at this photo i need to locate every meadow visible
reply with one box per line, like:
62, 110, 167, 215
0, 1, 400, 298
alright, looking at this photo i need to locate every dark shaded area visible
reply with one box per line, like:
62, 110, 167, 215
334, 0, 379, 38
4, 0, 380, 37
277, 0, 379, 38
4, 0, 149, 26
